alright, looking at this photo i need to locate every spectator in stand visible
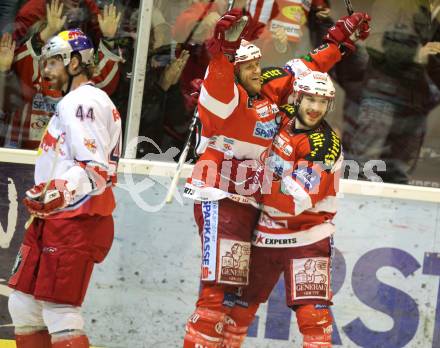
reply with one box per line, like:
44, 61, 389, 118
172, 0, 281, 113
0, 0, 25, 33
13, 0, 102, 46
1, 0, 123, 150
136, 12, 191, 158
341, 0, 440, 184
249, 0, 333, 67
0, 32, 23, 147
155, 0, 193, 28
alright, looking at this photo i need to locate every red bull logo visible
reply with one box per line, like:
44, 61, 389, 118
38, 131, 64, 155
58, 29, 83, 41
84, 138, 97, 153
112, 109, 121, 122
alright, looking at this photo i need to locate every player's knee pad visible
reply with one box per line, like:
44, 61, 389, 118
302, 335, 332, 348
42, 302, 84, 334
197, 285, 237, 311
184, 307, 227, 348
221, 301, 259, 347
15, 330, 51, 348
222, 302, 259, 348
295, 304, 333, 348
51, 334, 89, 348
8, 291, 45, 329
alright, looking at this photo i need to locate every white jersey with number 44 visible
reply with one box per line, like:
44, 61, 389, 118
35, 82, 122, 218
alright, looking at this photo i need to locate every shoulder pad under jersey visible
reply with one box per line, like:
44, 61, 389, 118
279, 104, 296, 119
260, 67, 288, 85
305, 121, 342, 170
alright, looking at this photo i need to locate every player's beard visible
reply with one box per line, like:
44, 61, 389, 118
238, 75, 261, 96
296, 111, 323, 130
51, 74, 69, 93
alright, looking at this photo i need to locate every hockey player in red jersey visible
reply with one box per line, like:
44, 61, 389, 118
7, 29, 121, 348
182, 8, 370, 348
225, 72, 342, 347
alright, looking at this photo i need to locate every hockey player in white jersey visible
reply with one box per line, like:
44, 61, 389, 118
7, 29, 121, 348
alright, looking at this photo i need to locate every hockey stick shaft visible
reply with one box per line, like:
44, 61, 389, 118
165, 110, 199, 204
344, 0, 354, 15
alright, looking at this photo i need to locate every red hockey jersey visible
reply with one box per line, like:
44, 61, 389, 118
253, 113, 343, 248
184, 43, 341, 202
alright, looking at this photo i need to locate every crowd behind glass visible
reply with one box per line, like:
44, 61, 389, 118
0, 0, 439, 187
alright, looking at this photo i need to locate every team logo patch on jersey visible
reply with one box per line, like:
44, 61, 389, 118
112, 108, 121, 122
293, 166, 320, 190
253, 120, 279, 139
9, 244, 31, 286
291, 257, 330, 302
217, 239, 251, 285
84, 138, 97, 153
38, 130, 65, 156
260, 67, 288, 85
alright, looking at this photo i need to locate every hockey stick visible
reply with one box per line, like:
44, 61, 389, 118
24, 136, 62, 229
344, 0, 354, 15
165, 109, 199, 204
165, 1, 237, 204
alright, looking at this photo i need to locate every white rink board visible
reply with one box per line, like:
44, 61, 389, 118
83, 174, 440, 348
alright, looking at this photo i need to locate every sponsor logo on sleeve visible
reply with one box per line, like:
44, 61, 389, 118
260, 67, 288, 84
253, 120, 279, 139
306, 126, 341, 169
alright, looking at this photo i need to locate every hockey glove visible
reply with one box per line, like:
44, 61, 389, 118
324, 12, 371, 54
23, 179, 73, 217
226, 158, 275, 202
206, 9, 250, 57
183, 78, 203, 112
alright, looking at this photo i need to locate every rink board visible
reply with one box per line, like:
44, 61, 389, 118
0, 160, 439, 348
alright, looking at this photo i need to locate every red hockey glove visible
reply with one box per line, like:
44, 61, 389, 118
324, 12, 371, 54
244, 19, 265, 41
226, 158, 275, 203
23, 180, 73, 217
206, 9, 249, 57
183, 78, 203, 111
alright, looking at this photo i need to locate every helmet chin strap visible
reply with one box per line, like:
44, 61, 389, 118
62, 64, 82, 96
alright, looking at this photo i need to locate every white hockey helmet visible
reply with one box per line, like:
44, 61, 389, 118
234, 39, 262, 65
42, 29, 94, 67
293, 71, 336, 111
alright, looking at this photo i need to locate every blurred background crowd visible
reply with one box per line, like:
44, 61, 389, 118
0, 0, 439, 187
